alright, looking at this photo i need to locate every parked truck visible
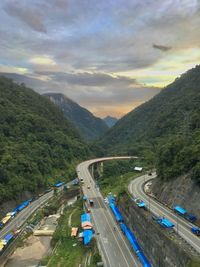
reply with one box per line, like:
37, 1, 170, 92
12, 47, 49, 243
173, 205, 197, 223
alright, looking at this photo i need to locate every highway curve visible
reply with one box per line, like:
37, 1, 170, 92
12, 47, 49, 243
128, 173, 200, 253
77, 157, 141, 267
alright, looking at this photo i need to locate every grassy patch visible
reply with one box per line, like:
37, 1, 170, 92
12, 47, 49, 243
98, 171, 140, 196
45, 200, 101, 267
188, 258, 200, 267
97, 159, 147, 197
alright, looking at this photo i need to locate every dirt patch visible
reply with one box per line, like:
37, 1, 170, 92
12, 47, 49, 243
4, 235, 51, 267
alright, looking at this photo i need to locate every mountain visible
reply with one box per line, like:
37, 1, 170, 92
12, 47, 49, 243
103, 116, 118, 128
0, 76, 89, 204
0, 72, 47, 93
44, 93, 108, 142
0, 73, 109, 142
98, 65, 200, 183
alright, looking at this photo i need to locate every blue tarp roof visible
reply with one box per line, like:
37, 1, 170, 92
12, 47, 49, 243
83, 229, 93, 245
109, 203, 124, 222
81, 213, 91, 223
158, 218, 174, 228
120, 223, 127, 233
54, 182, 65, 187
138, 251, 152, 267
119, 223, 152, 267
13, 200, 30, 212
3, 233, 13, 242
122, 223, 141, 252
108, 195, 115, 204
174, 206, 187, 215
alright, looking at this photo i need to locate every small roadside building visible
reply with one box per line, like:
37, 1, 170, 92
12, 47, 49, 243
134, 167, 143, 172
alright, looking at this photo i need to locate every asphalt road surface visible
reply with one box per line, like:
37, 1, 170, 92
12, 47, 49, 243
128, 173, 200, 253
77, 157, 141, 267
0, 181, 74, 240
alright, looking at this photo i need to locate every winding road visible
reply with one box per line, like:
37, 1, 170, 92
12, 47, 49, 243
3, 156, 199, 266
77, 157, 141, 267
128, 173, 200, 253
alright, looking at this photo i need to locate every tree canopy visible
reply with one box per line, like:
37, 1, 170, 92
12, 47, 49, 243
97, 65, 200, 183
0, 77, 89, 203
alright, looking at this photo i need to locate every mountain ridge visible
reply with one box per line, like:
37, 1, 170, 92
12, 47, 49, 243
97, 65, 200, 183
44, 92, 108, 142
0, 76, 89, 205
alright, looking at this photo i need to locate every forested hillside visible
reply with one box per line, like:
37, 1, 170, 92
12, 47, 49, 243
0, 77, 89, 204
44, 93, 108, 141
98, 65, 200, 183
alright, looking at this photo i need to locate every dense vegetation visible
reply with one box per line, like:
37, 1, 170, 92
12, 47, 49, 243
45, 199, 101, 267
97, 159, 144, 196
98, 65, 200, 183
44, 93, 108, 142
0, 77, 89, 203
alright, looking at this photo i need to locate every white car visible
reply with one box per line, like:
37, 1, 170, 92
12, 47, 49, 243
104, 198, 108, 204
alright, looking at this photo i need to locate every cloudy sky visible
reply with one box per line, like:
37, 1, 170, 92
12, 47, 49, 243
0, 0, 199, 118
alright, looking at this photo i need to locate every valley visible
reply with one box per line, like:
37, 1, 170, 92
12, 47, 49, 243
0, 41, 200, 267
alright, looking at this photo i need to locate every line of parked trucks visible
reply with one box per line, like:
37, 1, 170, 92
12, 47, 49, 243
0, 199, 32, 230
0, 230, 20, 255
132, 196, 200, 236
0, 181, 66, 256
0, 182, 65, 231
108, 195, 152, 267
173, 205, 200, 236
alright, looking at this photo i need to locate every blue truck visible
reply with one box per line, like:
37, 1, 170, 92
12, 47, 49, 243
152, 215, 174, 229
173, 206, 197, 223
191, 227, 200, 236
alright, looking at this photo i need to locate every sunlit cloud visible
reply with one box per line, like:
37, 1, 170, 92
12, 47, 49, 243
0, 65, 29, 74
116, 48, 200, 87
29, 56, 56, 66
0, 0, 199, 117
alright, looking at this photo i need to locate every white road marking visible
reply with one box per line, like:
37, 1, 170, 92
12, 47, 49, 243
77, 158, 140, 267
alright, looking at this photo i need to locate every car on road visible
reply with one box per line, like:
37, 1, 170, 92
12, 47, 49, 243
104, 198, 108, 204
89, 199, 94, 207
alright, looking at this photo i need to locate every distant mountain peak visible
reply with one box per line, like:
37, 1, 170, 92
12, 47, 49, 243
103, 116, 118, 128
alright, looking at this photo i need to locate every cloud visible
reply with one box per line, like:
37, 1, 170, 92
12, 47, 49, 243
0, 0, 199, 116
34, 71, 138, 87
3, 1, 46, 33
0, 71, 161, 117
153, 44, 172, 52
30, 56, 56, 66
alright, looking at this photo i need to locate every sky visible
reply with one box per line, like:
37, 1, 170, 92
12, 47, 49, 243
0, 0, 199, 118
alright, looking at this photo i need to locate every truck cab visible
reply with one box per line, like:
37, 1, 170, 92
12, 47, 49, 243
191, 227, 200, 236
